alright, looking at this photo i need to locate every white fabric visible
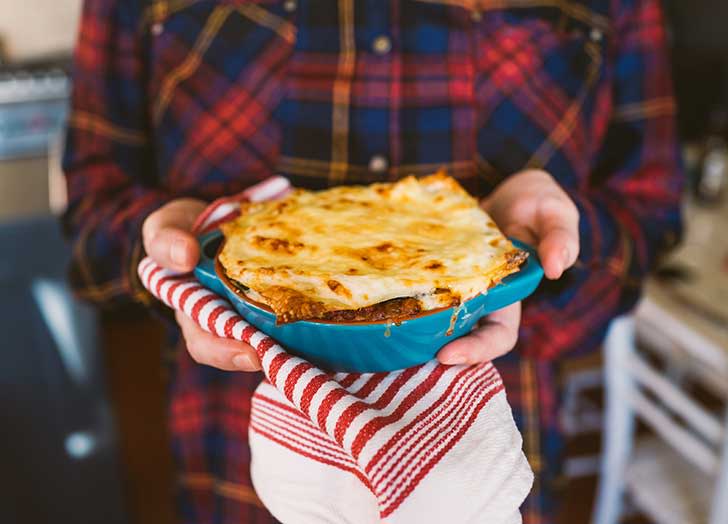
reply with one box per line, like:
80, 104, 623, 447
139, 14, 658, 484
250, 380, 532, 524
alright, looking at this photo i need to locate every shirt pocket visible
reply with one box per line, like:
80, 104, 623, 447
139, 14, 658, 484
146, 0, 296, 123
467, 1, 611, 185
144, 0, 296, 188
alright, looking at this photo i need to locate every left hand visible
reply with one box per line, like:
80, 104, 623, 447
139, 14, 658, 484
437, 169, 580, 365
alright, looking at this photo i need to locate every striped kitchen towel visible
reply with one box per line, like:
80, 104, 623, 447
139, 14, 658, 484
138, 177, 533, 524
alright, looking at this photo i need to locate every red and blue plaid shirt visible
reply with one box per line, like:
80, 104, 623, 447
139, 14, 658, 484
63, 0, 683, 522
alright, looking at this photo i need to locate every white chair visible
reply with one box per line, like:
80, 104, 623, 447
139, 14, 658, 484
592, 295, 728, 524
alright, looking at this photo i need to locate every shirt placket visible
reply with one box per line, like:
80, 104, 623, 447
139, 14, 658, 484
333, 0, 400, 184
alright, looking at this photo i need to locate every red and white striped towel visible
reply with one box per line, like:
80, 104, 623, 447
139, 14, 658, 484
138, 177, 532, 524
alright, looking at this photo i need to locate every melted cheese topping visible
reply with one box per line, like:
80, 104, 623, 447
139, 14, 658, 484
219, 172, 524, 323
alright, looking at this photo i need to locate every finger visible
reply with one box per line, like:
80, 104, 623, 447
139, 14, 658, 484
535, 199, 580, 279
501, 224, 538, 246
437, 302, 521, 365
142, 198, 207, 240
146, 227, 200, 273
143, 199, 207, 272
142, 199, 207, 270
176, 311, 261, 371
538, 226, 580, 279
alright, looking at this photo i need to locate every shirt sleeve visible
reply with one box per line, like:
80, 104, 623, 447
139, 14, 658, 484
518, 0, 684, 360
62, 0, 173, 309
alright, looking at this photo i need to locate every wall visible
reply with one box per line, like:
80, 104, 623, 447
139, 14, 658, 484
0, 0, 82, 62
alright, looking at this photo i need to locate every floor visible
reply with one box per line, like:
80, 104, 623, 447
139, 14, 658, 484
103, 311, 647, 524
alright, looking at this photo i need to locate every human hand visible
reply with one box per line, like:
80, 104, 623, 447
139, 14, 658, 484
142, 199, 261, 371
479, 169, 580, 280
437, 170, 580, 365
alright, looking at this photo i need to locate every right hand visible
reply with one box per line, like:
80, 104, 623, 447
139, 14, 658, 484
142, 199, 262, 372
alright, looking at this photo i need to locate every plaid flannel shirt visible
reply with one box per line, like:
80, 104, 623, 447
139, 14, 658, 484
63, 1, 683, 522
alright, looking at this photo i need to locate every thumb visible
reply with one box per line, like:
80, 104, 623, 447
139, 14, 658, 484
142, 199, 206, 272
146, 227, 199, 272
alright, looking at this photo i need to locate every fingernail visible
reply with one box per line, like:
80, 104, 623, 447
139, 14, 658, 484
442, 353, 468, 366
171, 238, 188, 266
561, 247, 570, 266
232, 354, 256, 370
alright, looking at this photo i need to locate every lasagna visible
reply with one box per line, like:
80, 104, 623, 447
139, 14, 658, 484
219, 172, 526, 324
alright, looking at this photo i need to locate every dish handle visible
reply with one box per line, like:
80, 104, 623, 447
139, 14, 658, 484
194, 230, 229, 297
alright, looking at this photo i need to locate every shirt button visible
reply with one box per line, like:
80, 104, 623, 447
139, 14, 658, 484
283, 0, 297, 13
369, 155, 389, 173
372, 35, 392, 55
590, 28, 604, 42
151, 22, 164, 36
470, 10, 482, 22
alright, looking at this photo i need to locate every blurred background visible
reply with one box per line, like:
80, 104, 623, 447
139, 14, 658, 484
0, 1, 727, 524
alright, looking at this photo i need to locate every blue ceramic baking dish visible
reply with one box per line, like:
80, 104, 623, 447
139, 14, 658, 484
194, 231, 543, 372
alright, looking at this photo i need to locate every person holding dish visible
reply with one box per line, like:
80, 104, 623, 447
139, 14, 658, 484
63, 0, 683, 522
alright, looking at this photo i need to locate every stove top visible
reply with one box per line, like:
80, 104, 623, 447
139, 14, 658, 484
0, 58, 71, 159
